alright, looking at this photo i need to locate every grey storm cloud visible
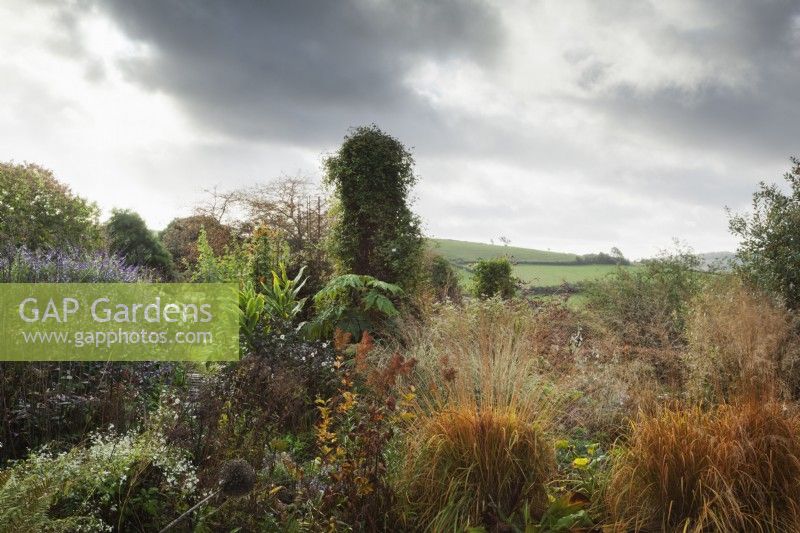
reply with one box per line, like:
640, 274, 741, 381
87, 0, 503, 146
73, 1, 800, 170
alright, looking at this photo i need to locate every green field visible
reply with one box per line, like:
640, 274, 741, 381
512, 263, 638, 287
427, 238, 577, 264
430, 237, 640, 289
454, 263, 639, 288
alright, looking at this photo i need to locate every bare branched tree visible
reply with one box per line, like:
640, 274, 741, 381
194, 176, 332, 293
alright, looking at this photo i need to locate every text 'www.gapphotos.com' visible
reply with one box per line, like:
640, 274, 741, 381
19, 329, 214, 348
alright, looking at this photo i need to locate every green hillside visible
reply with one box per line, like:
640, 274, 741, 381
427, 238, 577, 264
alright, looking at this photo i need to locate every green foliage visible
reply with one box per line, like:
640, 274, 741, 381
0, 161, 101, 252
239, 264, 308, 350
472, 257, 516, 298
324, 124, 424, 290
729, 157, 800, 309
553, 439, 609, 504
160, 215, 233, 271
584, 247, 702, 347
304, 274, 402, 340
239, 281, 266, 341
192, 227, 252, 284
106, 209, 174, 279
262, 263, 308, 322
529, 494, 592, 532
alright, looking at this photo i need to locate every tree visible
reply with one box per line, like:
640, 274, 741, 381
196, 177, 332, 296
106, 210, 174, 279
610, 247, 626, 264
426, 253, 462, 301
160, 215, 233, 270
472, 257, 515, 299
324, 125, 424, 290
729, 157, 800, 309
0, 162, 101, 252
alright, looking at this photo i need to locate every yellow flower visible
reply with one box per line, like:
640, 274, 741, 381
555, 439, 570, 450
572, 457, 590, 468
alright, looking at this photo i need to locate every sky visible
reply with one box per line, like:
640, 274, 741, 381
2, 0, 799, 259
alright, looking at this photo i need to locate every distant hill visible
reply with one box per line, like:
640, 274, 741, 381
427, 238, 577, 265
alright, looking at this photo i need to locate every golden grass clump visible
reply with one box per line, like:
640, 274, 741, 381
607, 401, 800, 532
393, 298, 559, 530
400, 406, 555, 531
685, 275, 798, 402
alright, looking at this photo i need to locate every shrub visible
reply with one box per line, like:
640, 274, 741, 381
105, 209, 174, 279
314, 340, 416, 531
685, 275, 799, 402
196, 321, 336, 478
0, 161, 101, 252
425, 253, 462, 302
729, 156, 800, 309
161, 215, 234, 271
304, 274, 403, 341
0, 402, 198, 532
583, 248, 702, 347
576, 248, 630, 266
471, 257, 515, 298
607, 401, 800, 532
0, 247, 146, 283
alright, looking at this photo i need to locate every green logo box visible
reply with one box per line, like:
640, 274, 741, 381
0, 283, 239, 361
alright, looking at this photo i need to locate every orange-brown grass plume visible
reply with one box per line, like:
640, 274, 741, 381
394, 298, 559, 530
685, 275, 797, 403
400, 406, 554, 531
607, 400, 800, 532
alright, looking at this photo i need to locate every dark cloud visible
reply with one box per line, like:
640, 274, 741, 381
79, 0, 800, 191
88, 0, 502, 145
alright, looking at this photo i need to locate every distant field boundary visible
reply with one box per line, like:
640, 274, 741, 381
452, 259, 630, 267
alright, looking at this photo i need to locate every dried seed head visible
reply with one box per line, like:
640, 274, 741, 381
218, 459, 256, 498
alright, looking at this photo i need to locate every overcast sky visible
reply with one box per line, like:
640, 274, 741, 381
2, 0, 799, 258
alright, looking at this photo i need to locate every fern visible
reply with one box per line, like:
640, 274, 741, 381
303, 274, 402, 340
